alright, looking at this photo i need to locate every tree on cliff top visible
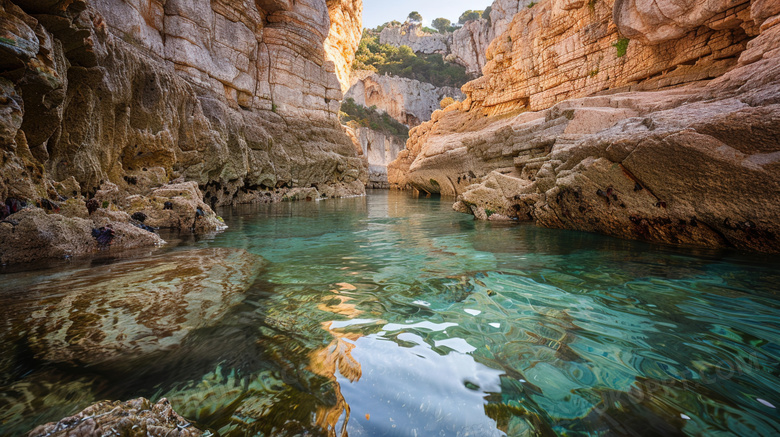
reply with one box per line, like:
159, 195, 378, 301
351, 32, 469, 88
432, 18, 452, 34
408, 11, 422, 23
458, 10, 483, 24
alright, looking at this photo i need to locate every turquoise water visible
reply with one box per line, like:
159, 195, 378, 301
1, 190, 780, 436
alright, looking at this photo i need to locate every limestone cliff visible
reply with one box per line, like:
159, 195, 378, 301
0, 0, 365, 264
351, 127, 406, 188
0, 0, 366, 204
379, 23, 449, 55
324, 0, 363, 92
389, 0, 780, 252
345, 70, 464, 127
450, 19, 492, 77
379, 21, 492, 78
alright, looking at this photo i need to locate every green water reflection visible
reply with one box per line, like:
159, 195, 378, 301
1, 190, 779, 436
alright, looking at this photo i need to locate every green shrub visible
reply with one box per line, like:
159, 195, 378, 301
352, 30, 469, 88
459, 10, 483, 24
340, 98, 409, 143
613, 38, 630, 58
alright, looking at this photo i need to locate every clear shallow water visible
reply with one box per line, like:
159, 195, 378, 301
1, 190, 779, 436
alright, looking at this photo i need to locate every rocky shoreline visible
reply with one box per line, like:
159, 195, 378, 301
389, 0, 780, 252
0, 0, 368, 265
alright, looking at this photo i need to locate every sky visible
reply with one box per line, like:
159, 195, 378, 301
362, 0, 495, 30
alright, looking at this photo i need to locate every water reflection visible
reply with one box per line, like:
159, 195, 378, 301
0, 190, 778, 436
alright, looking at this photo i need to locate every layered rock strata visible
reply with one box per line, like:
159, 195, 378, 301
389, 0, 780, 252
0, 0, 365, 263
345, 70, 464, 127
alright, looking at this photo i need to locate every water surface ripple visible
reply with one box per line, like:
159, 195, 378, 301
1, 190, 779, 436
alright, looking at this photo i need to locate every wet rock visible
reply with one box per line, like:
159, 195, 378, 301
22, 248, 264, 366
0, 208, 164, 264
27, 397, 203, 437
0, 371, 102, 437
126, 182, 226, 233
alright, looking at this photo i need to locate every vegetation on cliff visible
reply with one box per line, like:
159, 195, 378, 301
340, 98, 410, 142
352, 30, 469, 88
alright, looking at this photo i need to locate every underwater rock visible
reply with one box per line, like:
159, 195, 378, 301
27, 397, 204, 437
22, 248, 264, 367
0, 371, 103, 436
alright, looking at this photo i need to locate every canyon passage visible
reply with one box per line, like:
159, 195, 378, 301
1, 0, 779, 435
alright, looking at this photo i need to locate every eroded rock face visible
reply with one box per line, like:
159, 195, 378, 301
390, 0, 780, 252
0, 0, 366, 221
351, 127, 406, 188
27, 398, 203, 437
377, 21, 492, 78
20, 248, 264, 366
465, 0, 756, 116
450, 19, 492, 77
379, 22, 449, 55
345, 71, 464, 127
324, 0, 363, 92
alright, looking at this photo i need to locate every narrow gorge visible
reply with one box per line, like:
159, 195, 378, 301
1, 0, 779, 436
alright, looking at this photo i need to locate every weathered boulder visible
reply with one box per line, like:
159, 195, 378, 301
0, 207, 164, 264
27, 398, 203, 437
21, 248, 264, 366
126, 181, 225, 233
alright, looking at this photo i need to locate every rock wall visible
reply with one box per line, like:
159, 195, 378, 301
324, 0, 364, 93
389, 0, 780, 252
379, 22, 449, 55
0, 0, 366, 207
351, 127, 406, 188
465, 0, 758, 117
0, 0, 366, 264
379, 21, 491, 78
450, 19, 492, 77
345, 70, 464, 127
